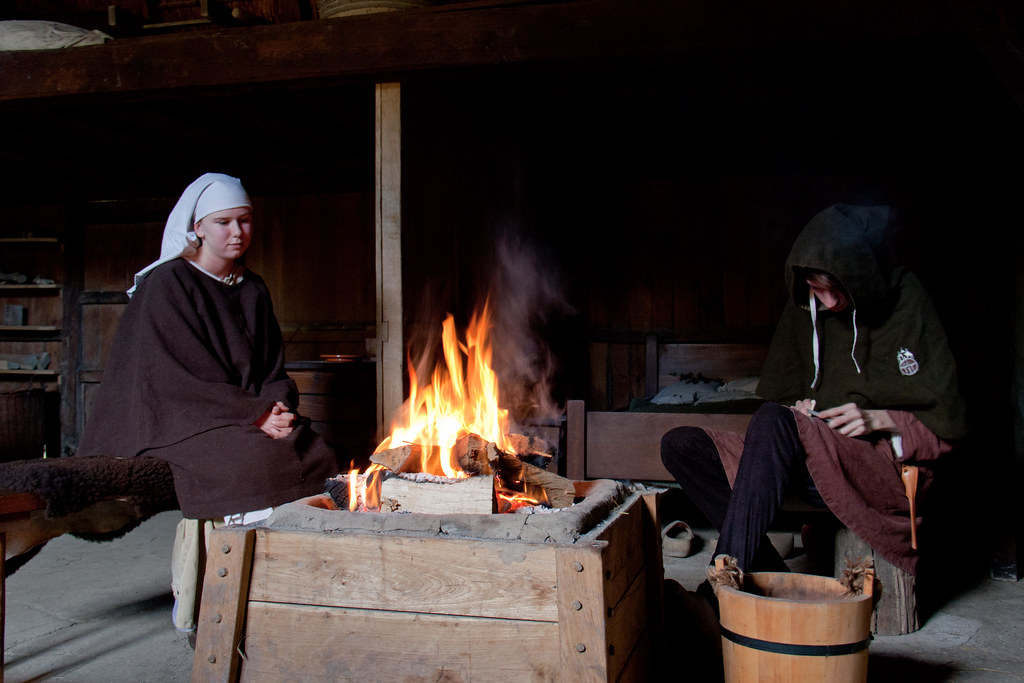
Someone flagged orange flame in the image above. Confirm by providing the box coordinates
[347,467,359,512]
[364,466,383,510]
[347,464,386,512]
[345,300,548,513]
[378,300,516,476]
[496,491,541,513]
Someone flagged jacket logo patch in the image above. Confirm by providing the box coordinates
[898,347,919,376]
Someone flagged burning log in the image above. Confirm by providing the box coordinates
[371,434,496,476]
[348,302,570,516]
[327,469,496,515]
[338,431,574,515]
[491,446,576,509]
[369,442,415,473]
[505,432,554,467]
[455,433,497,475]
[380,473,495,515]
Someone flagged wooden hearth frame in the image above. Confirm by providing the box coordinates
[191,484,664,682]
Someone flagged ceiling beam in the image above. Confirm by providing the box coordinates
[0,0,961,105]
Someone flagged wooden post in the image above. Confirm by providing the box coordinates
[61,209,82,456]
[641,487,666,617]
[556,541,610,681]
[375,82,403,443]
[834,527,918,635]
[640,489,666,681]
[566,400,586,480]
[191,527,256,683]
[644,333,659,398]
[2,530,6,683]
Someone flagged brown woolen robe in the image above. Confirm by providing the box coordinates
[77,259,341,519]
[708,408,952,575]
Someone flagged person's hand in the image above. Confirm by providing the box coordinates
[257,401,296,439]
[793,398,818,417]
[816,402,896,437]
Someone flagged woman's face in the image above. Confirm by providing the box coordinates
[806,276,849,312]
[194,207,252,263]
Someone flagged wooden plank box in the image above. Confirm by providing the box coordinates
[191,481,664,682]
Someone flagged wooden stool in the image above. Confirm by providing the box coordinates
[834,527,918,635]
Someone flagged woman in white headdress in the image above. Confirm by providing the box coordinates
[78,173,341,633]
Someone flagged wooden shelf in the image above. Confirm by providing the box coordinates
[0,284,61,292]
[0,325,60,332]
[0,237,59,244]
[0,369,58,377]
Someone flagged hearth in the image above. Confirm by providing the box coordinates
[191,480,664,682]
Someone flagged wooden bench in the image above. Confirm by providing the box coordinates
[566,341,767,482]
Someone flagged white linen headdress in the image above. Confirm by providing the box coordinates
[128,173,251,297]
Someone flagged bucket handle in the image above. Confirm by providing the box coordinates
[840,556,875,597]
[862,566,875,598]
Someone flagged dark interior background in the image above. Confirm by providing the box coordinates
[1,1,1021,591]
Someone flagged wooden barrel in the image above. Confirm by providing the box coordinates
[718,572,874,682]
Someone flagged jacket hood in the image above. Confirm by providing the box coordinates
[785,204,893,311]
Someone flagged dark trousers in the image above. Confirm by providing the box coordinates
[660,402,826,572]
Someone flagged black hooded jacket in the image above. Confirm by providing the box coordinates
[757,204,968,441]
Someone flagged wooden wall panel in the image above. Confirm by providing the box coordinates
[400,58,1017,415]
[400,75,797,413]
[80,304,125,371]
[83,223,162,292]
[247,192,375,362]
[78,303,126,441]
[641,181,679,330]
[0,205,65,233]
[288,363,377,466]
[587,342,646,412]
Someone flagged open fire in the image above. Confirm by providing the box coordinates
[204,290,656,681]
[330,299,570,514]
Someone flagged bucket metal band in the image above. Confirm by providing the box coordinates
[721,626,871,657]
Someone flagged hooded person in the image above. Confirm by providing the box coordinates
[77,173,342,633]
[660,204,968,582]
[760,204,966,438]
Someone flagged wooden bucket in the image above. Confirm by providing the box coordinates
[718,570,874,682]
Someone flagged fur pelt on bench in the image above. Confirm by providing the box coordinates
[0,455,178,519]
[0,455,179,574]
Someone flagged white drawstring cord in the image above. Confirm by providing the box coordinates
[810,290,820,389]
[809,288,862,390]
[850,308,862,375]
